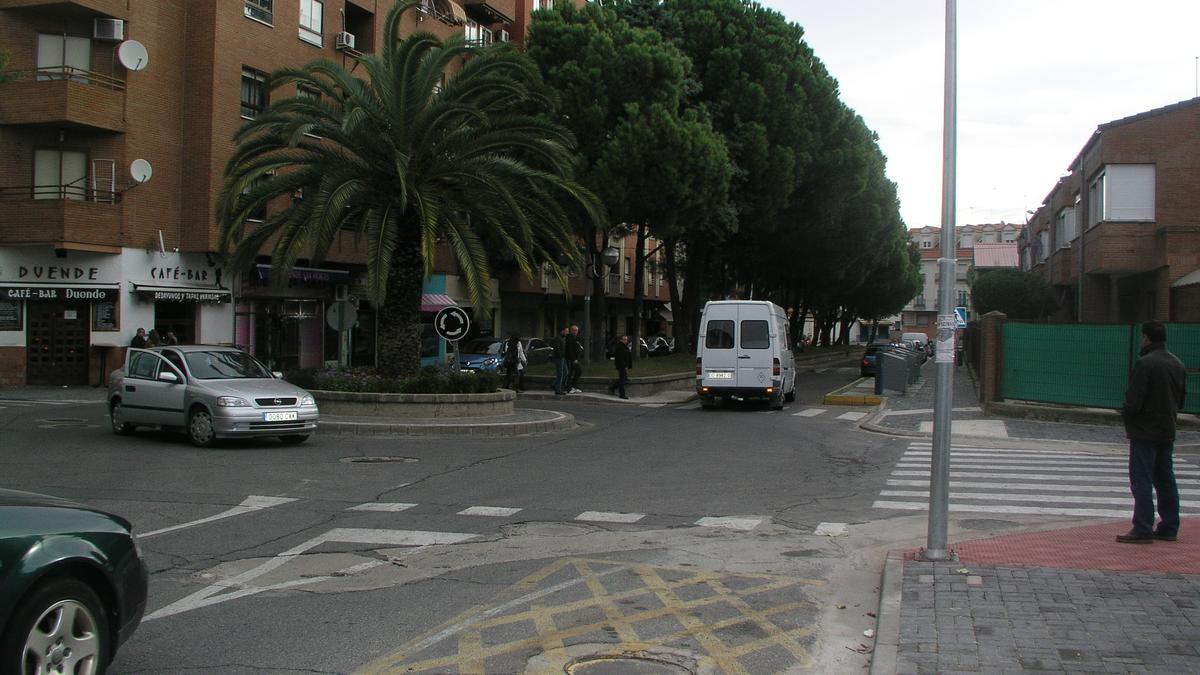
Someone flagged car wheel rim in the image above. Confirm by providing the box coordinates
[22,599,101,675]
[191,411,213,444]
[110,403,123,431]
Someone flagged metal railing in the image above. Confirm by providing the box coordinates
[418,0,459,24]
[0,184,120,203]
[1,66,125,90]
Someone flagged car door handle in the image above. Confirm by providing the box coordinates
[125,385,136,392]
[737,355,751,359]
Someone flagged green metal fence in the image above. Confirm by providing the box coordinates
[1000,322,1200,414]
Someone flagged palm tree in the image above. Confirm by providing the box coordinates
[216,0,603,376]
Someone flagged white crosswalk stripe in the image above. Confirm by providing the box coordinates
[874,442,1200,519]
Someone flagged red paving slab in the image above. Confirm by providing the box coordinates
[905,517,1200,574]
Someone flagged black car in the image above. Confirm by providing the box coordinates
[0,489,148,674]
[860,343,900,377]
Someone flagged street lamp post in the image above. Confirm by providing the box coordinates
[582,243,621,365]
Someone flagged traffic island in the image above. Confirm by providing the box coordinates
[823,377,882,406]
[312,389,515,418]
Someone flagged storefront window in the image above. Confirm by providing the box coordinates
[0,300,22,330]
[154,301,196,343]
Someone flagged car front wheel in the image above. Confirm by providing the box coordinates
[188,407,216,447]
[110,399,135,435]
[0,578,109,675]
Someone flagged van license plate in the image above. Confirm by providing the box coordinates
[264,411,298,421]
[708,372,733,380]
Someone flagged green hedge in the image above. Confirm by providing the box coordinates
[284,366,499,394]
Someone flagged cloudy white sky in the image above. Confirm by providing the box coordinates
[771,1,1200,229]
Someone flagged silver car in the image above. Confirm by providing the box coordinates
[108,346,319,447]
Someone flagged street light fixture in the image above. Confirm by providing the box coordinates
[582,243,622,364]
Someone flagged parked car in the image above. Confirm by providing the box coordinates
[861,343,900,377]
[458,338,507,373]
[521,338,553,366]
[0,488,148,674]
[108,346,319,447]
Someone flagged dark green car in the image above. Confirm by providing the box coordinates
[0,489,148,674]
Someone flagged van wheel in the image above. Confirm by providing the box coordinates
[784,387,796,403]
[700,397,715,410]
[770,393,784,411]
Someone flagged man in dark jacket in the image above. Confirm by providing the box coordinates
[607,335,633,399]
[549,327,569,395]
[1117,321,1187,544]
[566,324,584,393]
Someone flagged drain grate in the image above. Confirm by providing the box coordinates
[339,456,419,464]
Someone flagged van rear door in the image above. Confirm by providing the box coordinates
[735,304,773,389]
[699,303,737,384]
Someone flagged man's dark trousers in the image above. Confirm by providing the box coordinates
[553,357,569,394]
[1128,438,1180,537]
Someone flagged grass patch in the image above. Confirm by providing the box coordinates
[524,351,695,378]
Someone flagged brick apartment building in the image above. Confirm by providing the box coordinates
[899,223,1024,342]
[0,0,659,386]
[1021,96,1200,323]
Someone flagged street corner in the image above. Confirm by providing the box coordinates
[357,556,825,675]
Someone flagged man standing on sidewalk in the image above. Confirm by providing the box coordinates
[1117,321,1187,544]
[550,327,569,395]
[607,334,632,399]
[566,325,583,394]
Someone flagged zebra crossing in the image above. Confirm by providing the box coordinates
[675,401,870,421]
[345,502,771,531]
[873,441,1200,519]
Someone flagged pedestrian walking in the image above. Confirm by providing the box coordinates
[550,327,569,395]
[1117,321,1187,544]
[130,327,148,348]
[566,324,583,393]
[503,333,526,392]
[607,334,632,399]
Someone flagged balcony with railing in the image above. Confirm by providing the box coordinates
[0,0,128,17]
[462,0,515,26]
[0,183,122,248]
[0,67,126,132]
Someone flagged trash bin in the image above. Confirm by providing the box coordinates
[876,351,907,395]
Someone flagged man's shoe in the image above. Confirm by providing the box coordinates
[619,395,629,400]
[1154,532,1178,541]
[1115,533,1154,544]
[570,388,582,394]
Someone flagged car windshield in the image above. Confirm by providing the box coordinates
[184,350,273,379]
[462,340,503,355]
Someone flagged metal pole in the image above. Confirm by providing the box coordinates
[922,0,957,562]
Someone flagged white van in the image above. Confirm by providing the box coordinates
[695,300,796,409]
[901,332,928,349]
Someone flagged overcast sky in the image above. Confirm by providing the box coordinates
[771,1,1200,229]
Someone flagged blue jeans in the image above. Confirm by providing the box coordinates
[1128,438,1180,537]
[553,357,569,393]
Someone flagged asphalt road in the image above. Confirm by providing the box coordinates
[1,365,917,674]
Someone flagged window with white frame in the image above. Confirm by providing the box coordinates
[1055,206,1076,249]
[921,239,933,248]
[37,33,91,81]
[1002,230,1017,242]
[1038,230,1049,262]
[1088,171,1104,228]
[299,0,323,45]
[241,67,268,118]
[1087,163,1154,227]
[34,149,88,200]
[960,233,973,248]
[624,257,631,282]
[981,233,996,243]
[245,0,273,24]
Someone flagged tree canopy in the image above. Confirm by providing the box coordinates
[972,269,1059,320]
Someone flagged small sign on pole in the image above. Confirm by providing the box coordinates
[434,306,470,372]
[954,306,968,328]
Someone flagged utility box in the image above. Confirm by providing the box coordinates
[875,351,908,395]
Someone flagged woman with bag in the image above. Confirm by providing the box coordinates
[503,333,526,393]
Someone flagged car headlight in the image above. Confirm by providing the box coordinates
[216,396,250,407]
[484,357,498,366]
[301,395,316,406]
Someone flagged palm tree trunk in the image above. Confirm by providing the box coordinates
[377,235,424,377]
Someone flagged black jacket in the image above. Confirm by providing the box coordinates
[613,342,633,371]
[565,334,582,362]
[549,335,564,360]
[1121,342,1187,442]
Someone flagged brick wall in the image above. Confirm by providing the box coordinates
[0,347,24,387]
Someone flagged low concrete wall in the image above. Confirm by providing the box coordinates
[523,373,693,397]
[313,389,515,418]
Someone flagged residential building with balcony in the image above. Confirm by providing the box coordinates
[901,223,1024,341]
[0,0,647,386]
[1021,96,1200,322]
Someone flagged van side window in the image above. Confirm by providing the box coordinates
[740,320,769,349]
[704,320,735,349]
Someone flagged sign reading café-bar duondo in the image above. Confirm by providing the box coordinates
[1,285,119,301]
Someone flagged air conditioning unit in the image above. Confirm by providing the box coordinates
[335,31,356,51]
[94,18,125,41]
[498,30,511,43]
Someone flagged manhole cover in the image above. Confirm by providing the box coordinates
[567,656,692,675]
[339,456,418,464]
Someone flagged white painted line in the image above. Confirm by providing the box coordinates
[906,444,1114,454]
[890,470,1200,484]
[903,450,1126,461]
[896,463,1132,474]
[145,527,476,620]
[793,408,826,417]
[881,407,981,417]
[141,495,298,539]
[837,412,868,421]
[349,502,418,512]
[879,490,1200,509]
[886,479,1200,496]
[695,516,764,531]
[901,453,1125,464]
[640,403,667,408]
[919,420,1008,436]
[676,402,702,410]
[575,511,645,523]
[458,506,522,517]
[872,500,1131,519]
[814,522,848,536]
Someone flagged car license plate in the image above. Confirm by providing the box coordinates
[708,371,733,380]
[263,411,298,422]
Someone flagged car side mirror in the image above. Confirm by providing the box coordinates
[272,371,283,379]
[158,370,180,384]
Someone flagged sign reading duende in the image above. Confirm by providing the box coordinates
[2,285,118,301]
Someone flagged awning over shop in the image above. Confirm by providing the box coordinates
[132,283,231,303]
[254,264,351,284]
[1172,269,1200,288]
[1,282,119,302]
[421,293,459,312]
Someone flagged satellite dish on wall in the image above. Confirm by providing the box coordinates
[130,159,153,184]
[117,40,149,72]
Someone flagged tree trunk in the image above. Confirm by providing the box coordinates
[664,237,685,353]
[377,232,424,377]
[631,223,647,363]
[681,239,703,353]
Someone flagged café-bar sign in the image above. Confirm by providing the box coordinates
[3,285,118,301]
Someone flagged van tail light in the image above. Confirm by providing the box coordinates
[772,357,780,377]
[695,358,702,376]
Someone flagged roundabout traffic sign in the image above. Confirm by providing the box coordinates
[434,306,470,342]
